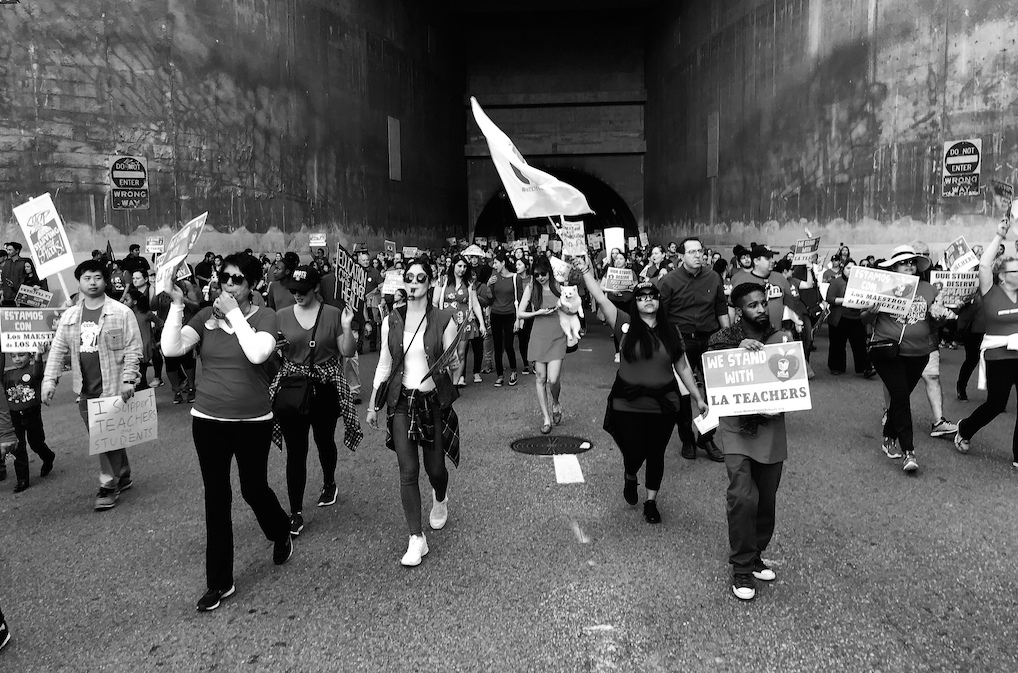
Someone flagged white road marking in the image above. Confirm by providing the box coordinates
[570,520,591,544]
[553,453,584,483]
[583,625,615,632]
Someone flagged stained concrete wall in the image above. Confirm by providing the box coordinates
[0,0,465,254]
[645,0,1018,249]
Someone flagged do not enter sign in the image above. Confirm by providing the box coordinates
[110,156,150,210]
[942,139,981,198]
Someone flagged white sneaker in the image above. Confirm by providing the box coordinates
[613,352,620,363]
[150,378,164,388]
[400,534,428,567]
[430,490,448,530]
[473,373,482,383]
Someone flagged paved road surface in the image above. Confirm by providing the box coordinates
[0,323,1015,672]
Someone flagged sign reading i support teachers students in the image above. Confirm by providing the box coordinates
[701,342,812,417]
[842,267,919,317]
[87,388,158,455]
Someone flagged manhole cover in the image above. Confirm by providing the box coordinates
[511,436,593,456]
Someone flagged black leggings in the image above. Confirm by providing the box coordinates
[392,394,449,535]
[959,358,1018,461]
[490,312,518,376]
[873,354,929,453]
[518,318,534,364]
[612,410,676,491]
[470,336,484,374]
[280,383,340,513]
[957,332,983,392]
[165,351,197,392]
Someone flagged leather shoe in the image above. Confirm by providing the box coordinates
[699,437,725,462]
[680,443,696,460]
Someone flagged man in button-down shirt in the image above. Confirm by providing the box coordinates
[659,237,729,461]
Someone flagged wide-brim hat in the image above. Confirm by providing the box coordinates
[285,265,321,293]
[462,244,484,257]
[878,245,931,273]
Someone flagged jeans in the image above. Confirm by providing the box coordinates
[828,317,869,374]
[11,407,55,482]
[490,312,518,376]
[193,417,289,591]
[725,454,783,574]
[612,410,675,491]
[344,352,361,397]
[78,398,130,490]
[873,354,930,453]
[280,384,340,513]
[958,358,1018,461]
[675,331,715,447]
[391,394,449,536]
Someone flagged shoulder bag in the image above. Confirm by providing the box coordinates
[273,303,324,419]
[373,310,426,411]
[866,320,906,363]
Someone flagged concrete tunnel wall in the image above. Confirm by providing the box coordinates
[0,0,465,256]
[645,0,1018,252]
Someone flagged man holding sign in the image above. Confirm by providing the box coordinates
[42,260,143,511]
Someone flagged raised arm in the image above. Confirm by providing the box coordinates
[574,257,618,329]
[980,218,1010,295]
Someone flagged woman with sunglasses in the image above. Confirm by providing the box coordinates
[366,259,460,566]
[517,256,567,434]
[861,245,948,473]
[433,255,486,387]
[161,253,293,612]
[488,250,522,387]
[575,258,706,523]
[271,265,360,537]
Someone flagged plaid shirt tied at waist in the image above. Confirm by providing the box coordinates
[268,356,363,452]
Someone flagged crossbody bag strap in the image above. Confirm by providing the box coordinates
[306,302,325,366]
[391,310,427,374]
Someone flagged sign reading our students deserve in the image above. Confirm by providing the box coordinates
[87,388,158,455]
[701,342,812,417]
[930,271,978,306]
[0,308,64,351]
[842,267,919,317]
[601,268,636,292]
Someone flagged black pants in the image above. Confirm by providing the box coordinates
[957,332,983,392]
[518,318,534,364]
[725,454,783,574]
[165,351,197,392]
[470,337,484,374]
[612,410,675,491]
[490,312,518,376]
[11,407,54,482]
[828,317,869,374]
[280,384,340,513]
[151,347,163,379]
[392,394,448,536]
[873,354,929,453]
[193,418,289,591]
[959,358,1018,461]
[675,331,715,447]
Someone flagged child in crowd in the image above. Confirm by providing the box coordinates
[124,288,163,390]
[3,344,56,492]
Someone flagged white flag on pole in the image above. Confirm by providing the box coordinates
[470,97,593,219]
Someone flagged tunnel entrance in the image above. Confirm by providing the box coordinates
[473,168,638,243]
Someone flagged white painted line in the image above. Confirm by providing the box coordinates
[570,520,591,544]
[553,454,584,483]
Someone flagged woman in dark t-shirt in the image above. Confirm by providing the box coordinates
[161,253,292,613]
[576,258,706,525]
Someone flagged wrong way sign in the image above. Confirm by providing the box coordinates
[942,139,981,198]
[110,156,150,210]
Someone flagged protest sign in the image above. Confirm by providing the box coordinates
[702,342,812,417]
[87,389,158,455]
[310,233,327,248]
[549,240,562,253]
[14,285,53,308]
[384,240,397,255]
[586,232,603,250]
[843,267,919,317]
[334,242,367,313]
[539,233,549,251]
[145,236,164,254]
[155,212,208,293]
[549,255,571,284]
[402,246,418,258]
[555,219,586,257]
[601,268,636,293]
[992,178,1014,214]
[0,308,64,351]
[639,232,649,247]
[792,237,821,265]
[627,236,638,250]
[12,193,75,279]
[446,237,458,246]
[381,269,404,296]
[931,271,978,306]
[474,236,487,247]
[175,261,193,281]
[604,228,625,255]
[944,236,978,272]
[512,239,527,251]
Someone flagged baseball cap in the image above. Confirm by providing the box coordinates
[285,265,321,293]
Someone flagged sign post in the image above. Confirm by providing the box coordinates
[110,156,150,210]
[942,139,981,198]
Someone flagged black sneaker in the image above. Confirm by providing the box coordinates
[732,573,756,600]
[752,560,776,581]
[623,477,638,505]
[196,585,236,612]
[289,512,304,537]
[643,500,661,524]
[173,391,184,404]
[273,536,293,565]
[680,444,696,460]
[94,487,118,510]
[118,477,133,493]
[508,372,519,386]
[317,483,338,507]
[186,389,196,404]
[353,397,363,405]
[699,437,725,462]
[40,456,54,477]
[0,618,9,651]
[13,480,29,493]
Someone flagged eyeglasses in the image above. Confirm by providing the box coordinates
[635,293,659,301]
[404,272,428,284]
[217,272,246,286]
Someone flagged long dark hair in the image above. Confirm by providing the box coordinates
[530,256,560,309]
[621,295,682,363]
[445,254,472,287]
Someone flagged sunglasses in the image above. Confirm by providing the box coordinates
[288,288,311,295]
[635,293,660,301]
[535,271,549,277]
[217,272,246,286]
[404,272,428,283]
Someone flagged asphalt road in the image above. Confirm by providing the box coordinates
[0,323,1015,673]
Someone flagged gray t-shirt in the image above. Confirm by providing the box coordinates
[79,306,103,399]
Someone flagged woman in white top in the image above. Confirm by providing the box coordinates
[367,259,460,566]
